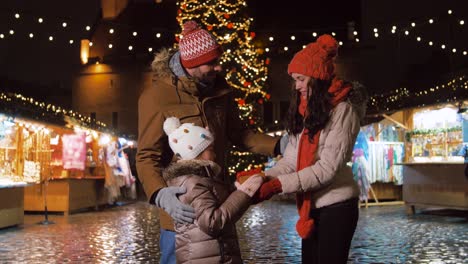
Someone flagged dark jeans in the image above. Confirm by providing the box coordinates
[302,198,359,264]
[160,229,176,264]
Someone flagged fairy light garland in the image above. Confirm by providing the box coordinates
[2,8,465,59]
[368,75,468,113]
[0,92,108,130]
[366,9,467,57]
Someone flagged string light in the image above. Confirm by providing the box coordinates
[2,8,464,59]
[369,75,467,113]
[15,13,20,19]
[0,92,109,130]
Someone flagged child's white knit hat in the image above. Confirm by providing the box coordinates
[163,117,214,160]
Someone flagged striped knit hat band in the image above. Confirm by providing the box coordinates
[179,21,223,68]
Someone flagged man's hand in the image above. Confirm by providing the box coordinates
[154,186,196,224]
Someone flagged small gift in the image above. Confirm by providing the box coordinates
[236,167,265,184]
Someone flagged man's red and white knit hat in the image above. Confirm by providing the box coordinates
[179,20,223,68]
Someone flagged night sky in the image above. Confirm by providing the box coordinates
[0,0,466,106]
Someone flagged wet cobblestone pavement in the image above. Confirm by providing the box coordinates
[0,201,467,263]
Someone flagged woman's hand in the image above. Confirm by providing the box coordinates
[252,178,283,204]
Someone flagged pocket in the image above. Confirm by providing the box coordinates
[166,105,203,125]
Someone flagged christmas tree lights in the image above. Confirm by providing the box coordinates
[176,0,270,127]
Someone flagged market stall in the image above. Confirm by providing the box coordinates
[0,93,136,220]
[352,115,406,207]
[399,104,467,214]
[23,126,136,215]
[0,114,37,228]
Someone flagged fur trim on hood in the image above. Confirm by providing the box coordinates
[347,81,368,125]
[151,48,176,78]
[162,159,222,182]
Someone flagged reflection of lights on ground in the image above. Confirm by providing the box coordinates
[91,211,140,263]
[242,205,267,227]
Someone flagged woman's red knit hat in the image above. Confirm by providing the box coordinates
[179,20,223,68]
[287,34,339,80]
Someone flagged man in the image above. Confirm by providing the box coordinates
[136,20,283,264]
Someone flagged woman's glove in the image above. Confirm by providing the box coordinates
[154,186,196,224]
[253,178,283,203]
[234,174,264,197]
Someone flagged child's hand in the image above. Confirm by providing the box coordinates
[235,175,265,197]
[236,168,264,184]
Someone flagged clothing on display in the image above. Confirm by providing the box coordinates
[368,142,404,185]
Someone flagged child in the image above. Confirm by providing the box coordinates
[162,117,263,264]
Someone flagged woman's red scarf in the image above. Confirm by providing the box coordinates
[295,78,351,239]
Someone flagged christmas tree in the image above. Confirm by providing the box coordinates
[176,0,271,175]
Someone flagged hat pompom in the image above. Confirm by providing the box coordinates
[182,20,199,35]
[163,117,181,135]
[317,34,338,58]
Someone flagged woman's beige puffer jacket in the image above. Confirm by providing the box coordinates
[163,159,251,264]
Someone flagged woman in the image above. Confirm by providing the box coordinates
[256,34,368,263]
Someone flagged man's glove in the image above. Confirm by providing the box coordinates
[253,178,283,203]
[154,186,196,224]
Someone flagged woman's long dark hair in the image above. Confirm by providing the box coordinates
[285,78,333,142]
